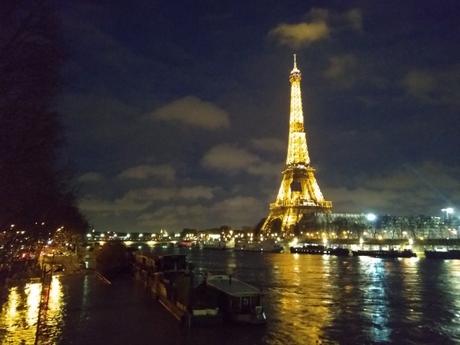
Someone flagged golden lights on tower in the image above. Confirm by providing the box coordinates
[262,54,332,234]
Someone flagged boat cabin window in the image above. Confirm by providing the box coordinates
[231,297,240,312]
[241,297,250,313]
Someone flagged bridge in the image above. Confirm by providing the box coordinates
[85,231,177,245]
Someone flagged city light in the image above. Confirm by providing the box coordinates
[366,213,377,222]
[441,207,454,215]
[289,237,299,247]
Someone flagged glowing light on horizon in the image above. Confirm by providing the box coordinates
[366,213,377,222]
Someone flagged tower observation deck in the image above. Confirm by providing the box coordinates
[262,55,332,235]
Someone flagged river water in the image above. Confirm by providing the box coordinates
[1,249,460,344]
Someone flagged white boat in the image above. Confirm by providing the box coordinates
[201,239,234,250]
[234,239,283,253]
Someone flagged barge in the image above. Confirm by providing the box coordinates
[352,249,416,258]
[235,239,283,253]
[133,253,266,326]
[290,244,350,256]
[290,244,325,255]
[425,250,460,259]
[206,275,267,324]
[134,253,221,326]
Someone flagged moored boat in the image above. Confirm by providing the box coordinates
[327,247,350,256]
[205,274,267,325]
[290,244,325,254]
[235,239,283,253]
[425,250,460,259]
[352,249,416,258]
[290,244,350,256]
[133,253,222,326]
[200,239,234,250]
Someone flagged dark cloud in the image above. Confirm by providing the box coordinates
[123,186,215,202]
[118,164,175,181]
[345,8,363,32]
[78,172,105,183]
[251,137,285,153]
[402,65,460,107]
[201,144,260,173]
[325,162,460,215]
[138,205,210,230]
[137,196,264,230]
[201,144,282,178]
[151,96,230,130]
[268,7,363,48]
[80,195,151,214]
[324,54,358,88]
[269,21,330,48]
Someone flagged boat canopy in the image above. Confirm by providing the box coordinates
[206,275,262,298]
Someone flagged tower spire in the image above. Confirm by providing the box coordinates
[291,53,299,73]
[287,53,307,164]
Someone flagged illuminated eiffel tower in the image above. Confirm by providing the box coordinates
[262,55,332,235]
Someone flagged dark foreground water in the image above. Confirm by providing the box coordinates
[1,250,460,344]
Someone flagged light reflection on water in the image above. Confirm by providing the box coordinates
[0,276,64,345]
[41,275,65,343]
[0,252,459,344]
[26,283,41,331]
[1,282,41,344]
[359,257,391,342]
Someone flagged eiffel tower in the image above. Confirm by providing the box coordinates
[262,55,332,235]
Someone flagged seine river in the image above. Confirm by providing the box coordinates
[1,249,460,344]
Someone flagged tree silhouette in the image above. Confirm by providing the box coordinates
[0,0,87,236]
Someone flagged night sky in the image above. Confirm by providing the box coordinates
[57,1,460,232]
